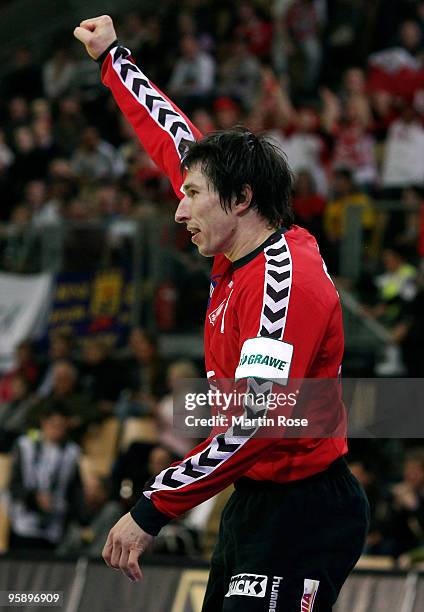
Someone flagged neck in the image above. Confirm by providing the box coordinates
[224,222,277,262]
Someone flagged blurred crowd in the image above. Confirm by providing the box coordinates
[0,328,219,557]
[0,0,424,563]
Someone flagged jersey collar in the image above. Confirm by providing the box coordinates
[232,227,288,271]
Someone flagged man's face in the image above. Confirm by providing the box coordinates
[41,414,69,444]
[176,165,238,257]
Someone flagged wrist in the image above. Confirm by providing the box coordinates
[96,39,120,65]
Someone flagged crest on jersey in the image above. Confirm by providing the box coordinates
[208,298,227,326]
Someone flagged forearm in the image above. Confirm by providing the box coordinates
[99,43,202,197]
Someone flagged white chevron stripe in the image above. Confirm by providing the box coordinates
[264,298,287,313]
[266,274,290,292]
[266,251,289,262]
[266,262,291,274]
[144,433,250,498]
[261,320,285,334]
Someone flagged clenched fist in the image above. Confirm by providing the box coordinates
[73,14,117,60]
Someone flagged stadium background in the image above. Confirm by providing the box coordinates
[0,0,424,609]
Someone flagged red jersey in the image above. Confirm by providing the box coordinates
[100,44,347,535]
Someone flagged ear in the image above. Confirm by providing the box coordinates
[234,184,253,215]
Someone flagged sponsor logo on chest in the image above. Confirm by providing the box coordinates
[238,352,288,371]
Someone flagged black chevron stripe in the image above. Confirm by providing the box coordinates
[121,62,140,80]
[267,257,290,268]
[216,434,241,454]
[198,448,221,467]
[161,467,185,488]
[142,475,156,492]
[232,422,257,437]
[178,137,194,158]
[158,107,179,127]
[248,378,273,394]
[263,304,286,324]
[170,120,191,137]
[182,458,204,479]
[132,77,150,96]
[145,93,163,112]
[113,47,128,62]
[268,269,290,283]
[245,405,267,420]
[259,327,282,339]
[267,285,289,302]
[266,245,287,257]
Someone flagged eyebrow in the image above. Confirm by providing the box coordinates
[182,182,200,194]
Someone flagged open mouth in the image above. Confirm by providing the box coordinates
[188,227,201,240]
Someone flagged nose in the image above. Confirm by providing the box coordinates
[175,196,191,224]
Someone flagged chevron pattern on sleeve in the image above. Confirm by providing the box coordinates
[111,46,196,160]
[259,234,292,340]
[142,378,273,498]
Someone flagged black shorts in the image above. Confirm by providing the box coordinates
[202,458,370,611]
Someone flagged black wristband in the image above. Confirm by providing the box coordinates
[96,39,120,65]
[130,495,171,536]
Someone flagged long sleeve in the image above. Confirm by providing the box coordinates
[100,44,202,198]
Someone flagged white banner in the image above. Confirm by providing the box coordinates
[0,272,53,372]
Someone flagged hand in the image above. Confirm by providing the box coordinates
[102,512,154,582]
[36,491,53,513]
[73,15,117,60]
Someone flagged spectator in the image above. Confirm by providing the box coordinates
[54,97,87,156]
[0,374,33,452]
[382,105,424,195]
[218,38,262,110]
[292,169,325,240]
[269,106,328,195]
[23,179,61,228]
[323,167,375,272]
[79,337,125,404]
[322,0,367,86]
[56,474,122,559]
[8,404,84,550]
[155,359,200,458]
[284,0,323,93]
[330,94,378,190]
[349,460,393,555]
[234,2,273,60]
[32,360,98,441]
[401,273,424,377]
[43,47,77,99]
[364,247,417,376]
[71,127,125,181]
[116,329,168,419]
[168,35,215,109]
[387,448,424,558]
[213,97,241,130]
[2,46,43,101]
[0,339,40,402]
[38,331,75,398]
[10,127,46,185]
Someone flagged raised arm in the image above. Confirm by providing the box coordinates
[74,15,202,198]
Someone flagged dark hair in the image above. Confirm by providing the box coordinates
[181,127,294,228]
[39,400,71,421]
